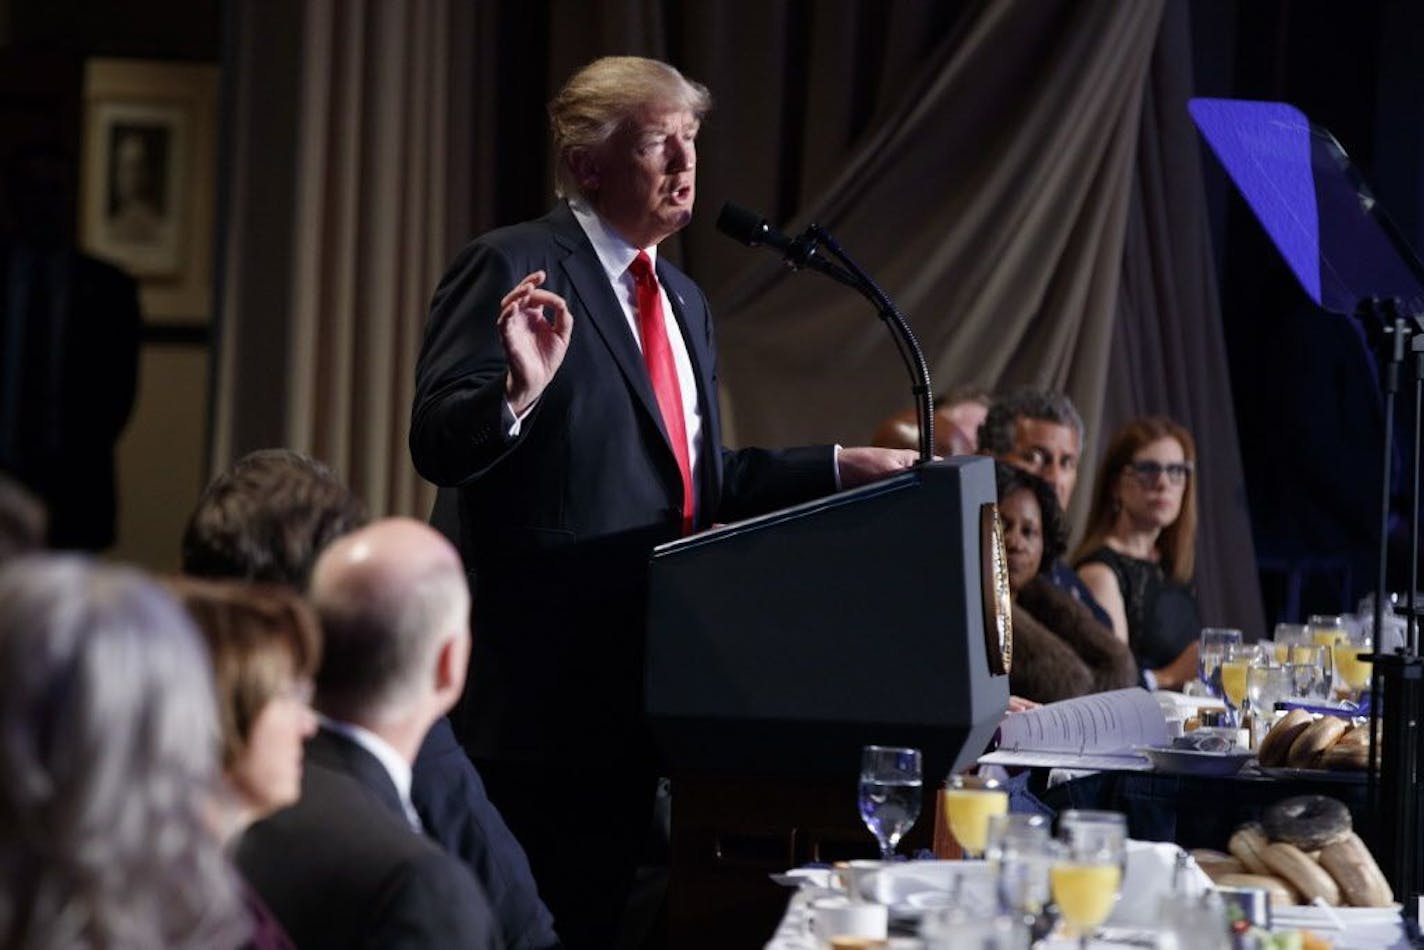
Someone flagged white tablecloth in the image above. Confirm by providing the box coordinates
[765,845,1414,949]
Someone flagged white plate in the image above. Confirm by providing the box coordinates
[1135,745,1255,776]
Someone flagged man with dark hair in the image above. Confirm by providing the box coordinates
[236,518,500,949]
[184,450,558,950]
[978,388,1085,512]
[978,388,1110,627]
[181,449,368,590]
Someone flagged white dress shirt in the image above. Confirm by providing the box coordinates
[320,716,423,833]
[505,201,705,482]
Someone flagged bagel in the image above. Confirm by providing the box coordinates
[1319,832,1394,907]
[1263,795,1352,851]
[1258,709,1313,767]
[1334,723,1371,748]
[1228,823,1272,875]
[1260,842,1341,906]
[1287,716,1349,768]
[1214,872,1302,907]
[1191,849,1246,881]
[1319,742,1369,771]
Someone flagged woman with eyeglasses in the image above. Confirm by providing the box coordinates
[165,576,322,949]
[1071,416,1202,690]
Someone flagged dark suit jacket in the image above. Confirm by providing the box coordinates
[414,717,559,949]
[0,242,140,550]
[410,203,835,766]
[235,728,502,950]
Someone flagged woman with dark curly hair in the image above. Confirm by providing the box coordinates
[996,462,1138,702]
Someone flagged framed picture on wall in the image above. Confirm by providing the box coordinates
[80,59,218,322]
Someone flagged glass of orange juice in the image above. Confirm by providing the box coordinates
[1308,614,1350,651]
[1219,642,1262,728]
[1049,827,1124,947]
[1332,634,1374,704]
[1274,622,1309,657]
[942,773,1008,859]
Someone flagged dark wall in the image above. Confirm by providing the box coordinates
[0,0,221,239]
[1192,0,1418,620]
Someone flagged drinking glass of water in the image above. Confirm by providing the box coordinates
[858,745,922,860]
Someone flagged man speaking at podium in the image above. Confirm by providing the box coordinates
[411,56,916,947]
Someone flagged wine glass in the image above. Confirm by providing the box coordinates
[1287,643,1331,699]
[1246,663,1293,747]
[1198,628,1243,698]
[1050,834,1125,949]
[1332,632,1374,704]
[1273,622,1310,661]
[858,745,922,861]
[1308,614,1350,653]
[942,773,1008,859]
[1058,810,1127,871]
[1219,642,1262,729]
[986,813,1051,931]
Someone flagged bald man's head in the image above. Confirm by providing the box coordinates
[308,518,470,723]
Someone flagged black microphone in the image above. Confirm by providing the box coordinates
[716,202,795,252]
[715,201,861,289]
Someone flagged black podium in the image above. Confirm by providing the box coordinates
[644,456,1010,946]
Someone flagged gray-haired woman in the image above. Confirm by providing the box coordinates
[0,556,247,949]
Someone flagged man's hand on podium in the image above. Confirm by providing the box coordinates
[837,446,921,489]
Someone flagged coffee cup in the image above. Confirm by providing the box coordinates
[831,859,886,902]
[807,895,888,945]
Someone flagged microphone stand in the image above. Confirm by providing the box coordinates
[783,225,936,464]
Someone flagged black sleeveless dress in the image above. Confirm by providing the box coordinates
[1076,546,1200,671]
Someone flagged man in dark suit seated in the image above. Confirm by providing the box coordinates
[235,516,502,948]
[186,449,558,948]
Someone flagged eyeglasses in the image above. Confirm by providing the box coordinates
[1124,460,1193,486]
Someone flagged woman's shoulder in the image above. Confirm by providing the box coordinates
[1078,545,1161,577]
[1075,545,1135,575]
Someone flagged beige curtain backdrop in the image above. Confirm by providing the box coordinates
[698,0,1162,500]
[1103,0,1263,631]
[214,0,480,518]
[214,0,1263,625]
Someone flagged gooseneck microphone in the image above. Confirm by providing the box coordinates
[715,202,795,252]
[715,201,936,462]
[715,202,861,290]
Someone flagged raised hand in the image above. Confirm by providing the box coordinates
[499,271,573,414]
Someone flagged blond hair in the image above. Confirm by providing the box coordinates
[548,56,711,199]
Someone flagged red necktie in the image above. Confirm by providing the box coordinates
[629,251,694,534]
